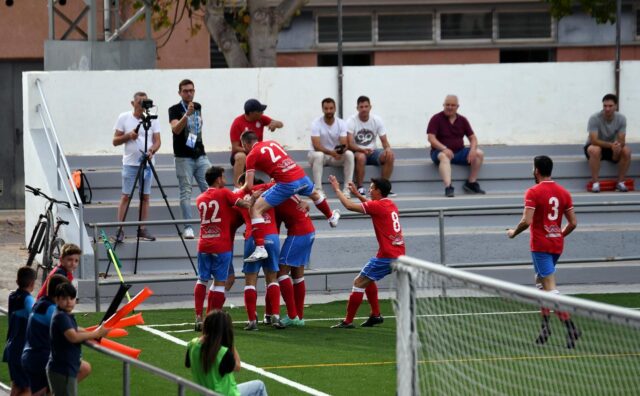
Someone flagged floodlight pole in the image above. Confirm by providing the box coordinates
[337,0,344,118]
[614,0,621,106]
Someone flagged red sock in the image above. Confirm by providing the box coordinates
[194,282,206,317]
[293,278,306,319]
[251,219,265,246]
[345,289,365,324]
[541,307,551,317]
[244,287,257,321]
[278,275,297,319]
[365,282,380,316]
[555,310,570,321]
[267,283,281,317]
[207,289,225,312]
[314,197,333,219]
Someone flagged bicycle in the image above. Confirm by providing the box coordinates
[25,185,71,283]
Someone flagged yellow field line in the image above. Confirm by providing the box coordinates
[261,352,640,370]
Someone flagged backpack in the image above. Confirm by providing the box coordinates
[71,169,92,204]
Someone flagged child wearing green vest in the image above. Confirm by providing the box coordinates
[186,310,267,396]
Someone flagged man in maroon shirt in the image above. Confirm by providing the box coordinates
[229,99,284,187]
[427,95,485,197]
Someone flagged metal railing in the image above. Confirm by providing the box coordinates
[34,78,86,277]
[0,307,218,396]
[88,200,640,311]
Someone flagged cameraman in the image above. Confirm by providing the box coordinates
[112,91,161,242]
[308,97,354,197]
[168,79,211,239]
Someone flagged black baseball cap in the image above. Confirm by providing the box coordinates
[244,99,267,114]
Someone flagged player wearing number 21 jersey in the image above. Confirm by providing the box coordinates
[507,156,579,348]
[328,176,405,329]
[193,166,250,332]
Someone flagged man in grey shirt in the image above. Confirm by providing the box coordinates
[584,93,631,192]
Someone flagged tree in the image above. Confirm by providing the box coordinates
[545,0,617,24]
[144,0,308,67]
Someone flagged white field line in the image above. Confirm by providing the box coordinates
[138,325,330,396]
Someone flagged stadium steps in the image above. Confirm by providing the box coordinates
[69,144,640,299]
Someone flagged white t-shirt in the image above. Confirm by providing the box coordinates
[114,111,161,166]
[346,113,386,150]
[310,116,348,152]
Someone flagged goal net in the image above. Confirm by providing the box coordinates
[393,256,640,396]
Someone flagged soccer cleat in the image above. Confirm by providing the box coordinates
[445,185,455,198]
[293,318,305,327]
[331,320,355,329]
[591,182,600,193]
[535,316,552,345]
[270,316,287,329]
[360,315,384,327]
[183,227,195,239]
[137,228,156,241]
[463,181,486,194]
[328,209,341,228]
[244,320,258,331]
[616,182,628,192]
[565,320,582,349]
[281,316,305,327]
[194,316,203,332]
[262,314,272,325]
[244,246,268,262]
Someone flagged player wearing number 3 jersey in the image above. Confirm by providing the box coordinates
[239,132,340,263]
[328,176,405,328]
[507,156,580,348]
[193,166,250,331]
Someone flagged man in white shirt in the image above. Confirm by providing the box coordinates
[346,96,395,196]
[112,91,162,242]
[308,98,354,197]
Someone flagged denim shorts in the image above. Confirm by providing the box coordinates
[430,147,471,166]
[366,149,384,165]
[122,165,152,195]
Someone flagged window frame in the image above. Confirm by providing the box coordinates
[315,13,374,47]
[375,11,435,46]
[437,10,494,43]
[495,9,556,43]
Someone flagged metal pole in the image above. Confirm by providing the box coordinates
[104,0,112,40]
[88,0,97,42]
[438,210,445,265]
[93,225,101,312]
[48,0,55,39]
[614,0,622,103]
[178,384,186,396]
[123,361,130,396]
[337,0,344,118]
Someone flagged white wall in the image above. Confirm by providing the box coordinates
[24,61,639,155]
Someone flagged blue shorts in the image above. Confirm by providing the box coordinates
[279,232,315,267]
[197,251,232,282]
[7,354,29,388]
[430,147,471,166]
[22,352,48,392]
[360,257,393,281]
[243,235,280,274]
[531,252,560,278]
[24,365,47,393]
[122,165,152,195]
[262,176,314,207]
[366,149,383,165]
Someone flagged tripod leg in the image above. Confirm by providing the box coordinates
[134,158,148,275]
[147,161,197,276]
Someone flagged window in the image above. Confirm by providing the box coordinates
[498,12,551,39]
[318,15,372,43]
[378,14,433,42]
[500,48,556,63]
[440,12,492,40]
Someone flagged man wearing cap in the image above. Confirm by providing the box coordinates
[427,94,485,198]
[230,99,284,187]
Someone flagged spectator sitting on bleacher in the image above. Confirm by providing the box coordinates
[584,93,631,193]
[427,95,485,198]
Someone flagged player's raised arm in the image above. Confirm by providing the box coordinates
[329,175,364,213]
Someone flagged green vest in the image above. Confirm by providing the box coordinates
[187,338,239,396]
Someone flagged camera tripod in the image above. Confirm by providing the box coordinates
[109,108,196,276]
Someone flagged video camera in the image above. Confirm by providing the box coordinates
[141,99,154,110]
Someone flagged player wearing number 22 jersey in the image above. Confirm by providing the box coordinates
[328,176,404,329]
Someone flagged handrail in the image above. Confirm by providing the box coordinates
[35,78,85,277]
[0,307,218,396]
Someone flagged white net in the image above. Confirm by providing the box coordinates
[393,256,640,396]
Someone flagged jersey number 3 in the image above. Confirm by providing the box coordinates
[199,201,221,224]
[547,197,559,221]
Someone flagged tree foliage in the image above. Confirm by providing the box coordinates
[545,0,618,24]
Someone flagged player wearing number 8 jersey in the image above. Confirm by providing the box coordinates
[193,166,250,331]
[328,175,405,328]
[507,155,580,348]
[240,132,340,263]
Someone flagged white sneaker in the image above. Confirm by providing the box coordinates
[328,209,341,228]
[357,187,366,195]
[244,245,268,262]
[183,227,195,239]
[616,182,628,192]
[591,182,600,193]
[342,188,351,199]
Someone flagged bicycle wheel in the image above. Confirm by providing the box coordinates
[26,220,47,266]
[39,211,54,281]
[43,237,66,283]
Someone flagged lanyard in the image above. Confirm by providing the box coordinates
[181,101,200,135]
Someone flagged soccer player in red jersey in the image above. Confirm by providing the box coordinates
[194,166,250,331]
[239,132,339,263]
[507,155,581,348]
[271,195,315,326]
[328,175,405,328]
